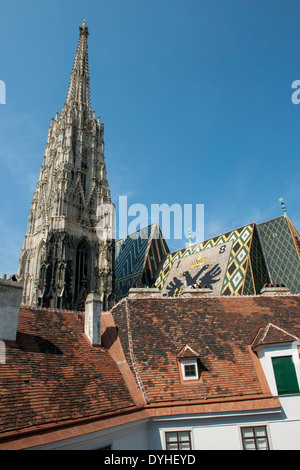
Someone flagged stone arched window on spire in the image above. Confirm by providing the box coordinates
[107,293,115,310]
[75,239,90,309]
[38,264,47,299]
[36,241,46,281]
[81,150,88,195]
[102,293,108,312]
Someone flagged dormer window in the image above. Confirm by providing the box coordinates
[181,359,198,380]
[177,345,202,382]
[252,323,300,397]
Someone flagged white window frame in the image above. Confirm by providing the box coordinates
[180,358,199,380]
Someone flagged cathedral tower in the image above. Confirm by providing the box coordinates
[17,21,115,311]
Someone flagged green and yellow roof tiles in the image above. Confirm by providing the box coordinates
[155,223,255,296]
[115,223,169,301]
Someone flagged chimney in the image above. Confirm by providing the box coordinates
[181,284,213,297]
[84,293,102,346]
[128,287,161,298]
[0,278,23,341]
[260,283,291,296]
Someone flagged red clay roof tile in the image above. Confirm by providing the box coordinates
[252,322,300,349]
[111,295,300,404]
[1,294,299,446]
[0,307,136,436]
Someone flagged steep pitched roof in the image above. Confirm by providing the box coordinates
[155,215,300,297]
[257,216,300,294]
[111,294,300,405]
[155,222,260,296]
[115,224,169,301]
[0,306,136,439]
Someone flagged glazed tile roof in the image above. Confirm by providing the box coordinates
[155,222,259,296]
[0,307,136,436]
[257,216,300,294]
[155,215,300,297]
[115,225,154,281]
[111,294,300,405]
[115,224,169,301]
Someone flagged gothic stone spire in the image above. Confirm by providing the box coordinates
[63,20,91,119]
[17,22,115,312]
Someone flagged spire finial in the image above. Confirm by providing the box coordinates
[186,228,194,247]
[279,197,287,217]
[79,19,89,36]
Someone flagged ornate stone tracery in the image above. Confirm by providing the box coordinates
[17,21,115,311]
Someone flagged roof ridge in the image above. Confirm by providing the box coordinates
[262,322,300,343]
[20,305,84,314]
[177,344,200,358]
[168,222,255,255]
[125,294,300,301]
[116,223,157,243]
[125,299,149,404]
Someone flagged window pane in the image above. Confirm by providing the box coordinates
[254,427,266,437]
[243,439,256,450]
[167,443,179,450]
[242,427,254,438]
[184,365,196,377]
[256,438,268,450]
[179,431,190,441]
[166,432,178,442]
[179,442,191,450]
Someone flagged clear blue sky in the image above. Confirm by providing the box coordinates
[1,0,300,276]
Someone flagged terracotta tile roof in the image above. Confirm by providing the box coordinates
[252,323,300,349]
[111,295,300,405]
[2,294,299,446]
[177,345,200,359]
[0,307,136,437]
